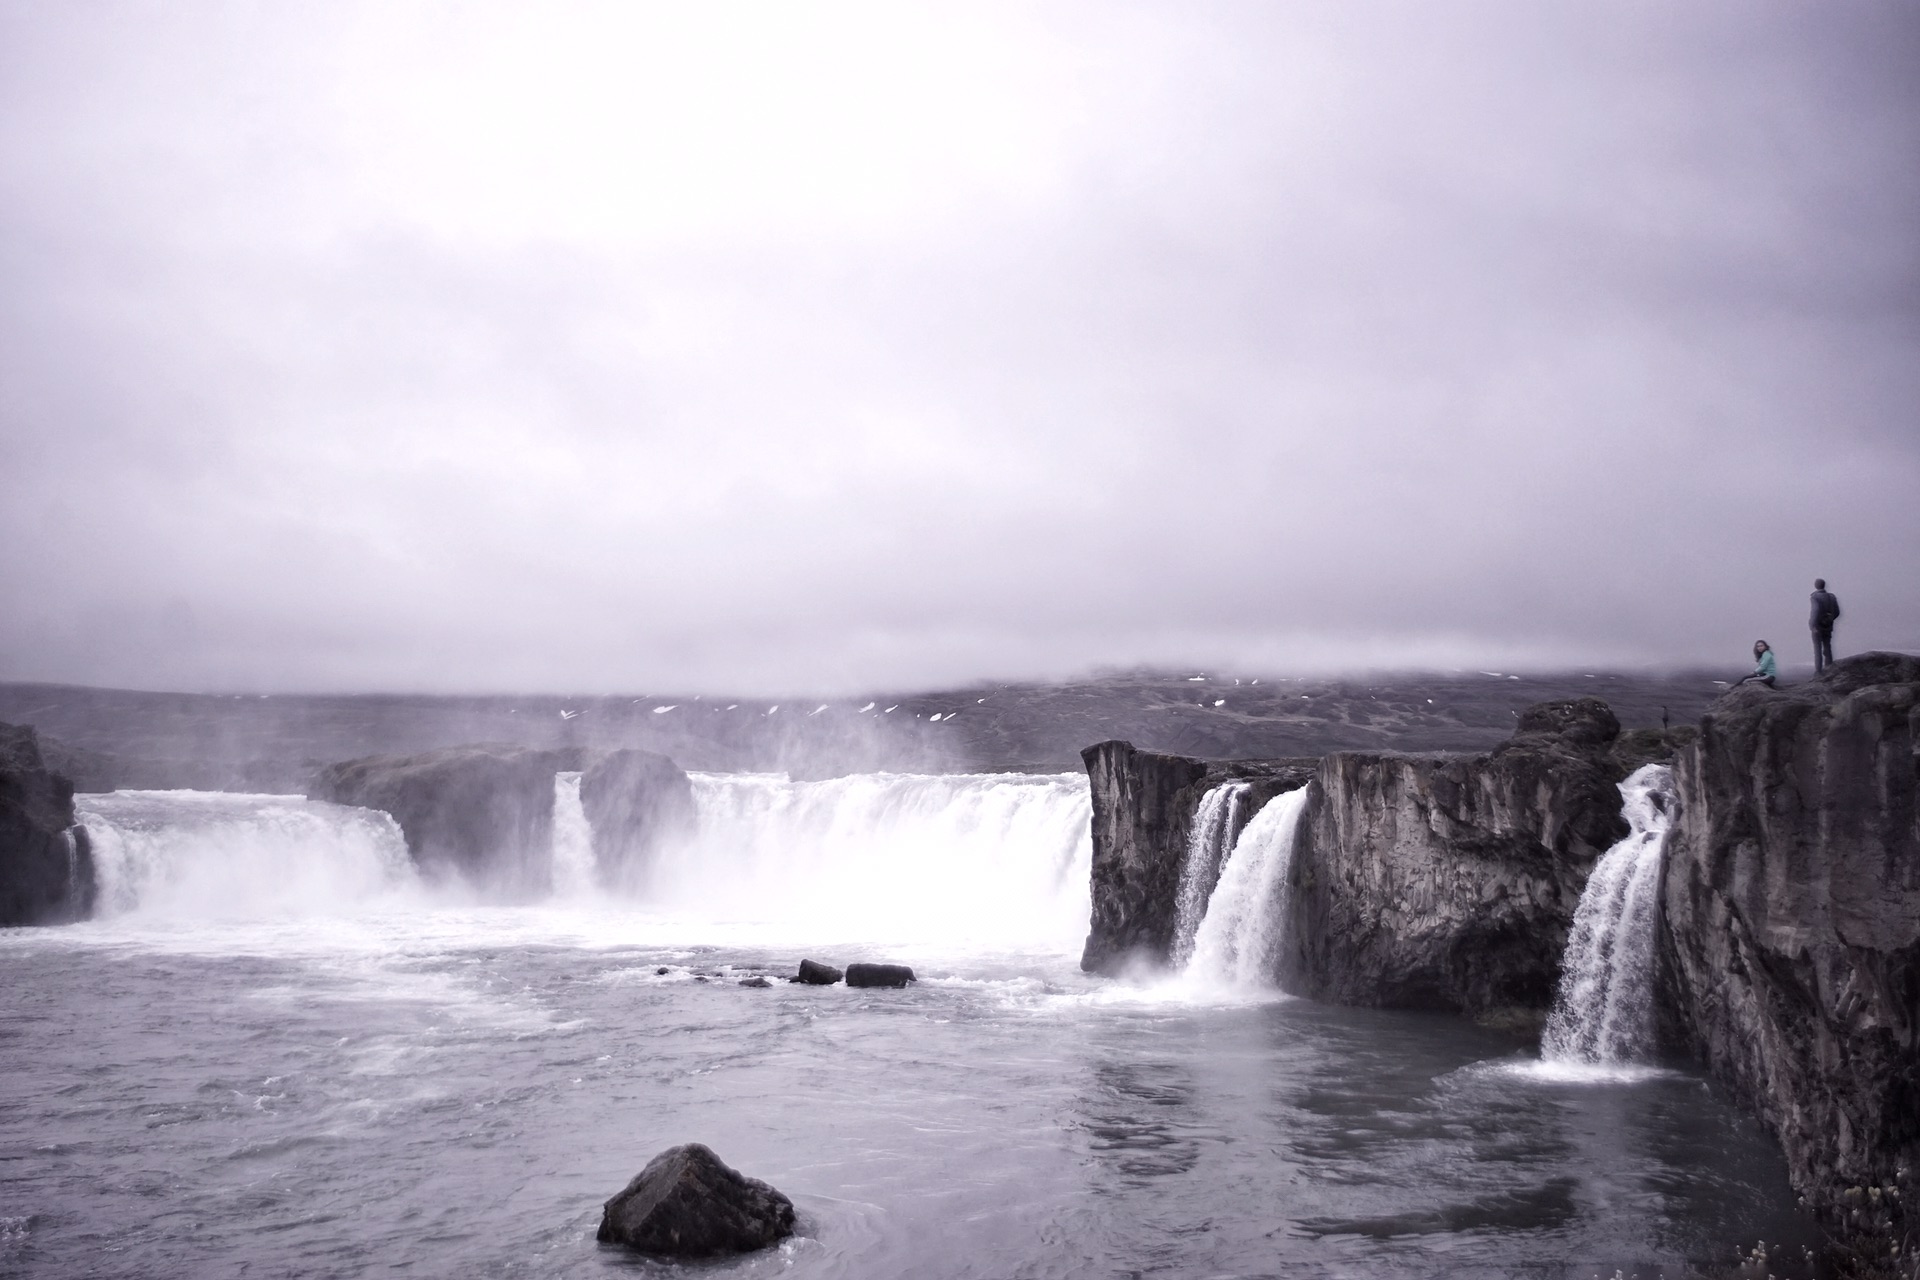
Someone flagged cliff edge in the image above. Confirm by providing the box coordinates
[1661,652,1919,1229]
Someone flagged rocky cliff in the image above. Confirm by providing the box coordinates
[313,744,695,898]
[1081,700,1658,1026]
[580,748,697,892]
[313,745,589,897]
[1283,698,1635,1024]
[1660,652,1920,1229]
[0,722,96,926]
[1078,739,1314,974]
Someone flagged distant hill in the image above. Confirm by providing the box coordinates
[0,668,1731,793]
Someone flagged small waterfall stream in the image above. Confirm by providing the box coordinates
[1171,782,1250,965]
[1183,787,1311,989]
[550,772,596,898]
[1541,763,1677,1064]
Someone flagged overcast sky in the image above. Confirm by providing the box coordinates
[2,2,1915,695]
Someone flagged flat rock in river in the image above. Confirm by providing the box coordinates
[844,962,914,988]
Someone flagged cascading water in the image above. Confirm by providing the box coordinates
[647,771,1093,950]
[1170,782,1250,965]
[1184,787,1310,989]
[1541,763,1677,1064]
[77,790,416,918]
[549,772,596,898]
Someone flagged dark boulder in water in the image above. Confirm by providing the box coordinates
[1660,652,1920,1236]
[313,744,586,898]
[579,749,695,892]
[844,962,914,988]
[1,722,95,926]
[597,1143,795,1257]
[794,959,842,985]
[738,976,771,988]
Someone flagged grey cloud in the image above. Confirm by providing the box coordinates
[2,1,1916,695]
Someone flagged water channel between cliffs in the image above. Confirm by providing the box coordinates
[1,771,1813,1278]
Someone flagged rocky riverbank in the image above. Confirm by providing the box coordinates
[0,722,95,926]
[1080,653,1919,1239]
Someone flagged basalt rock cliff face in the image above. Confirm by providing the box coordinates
[1082,700,1651,1025]
[1660,652,1920,1228]
[1283,698,1633,1024]
[579,748,697,892]
[0,722,96,926]
[1078,739,1315,974]
[313,744,696,898]
[313,745,588,897]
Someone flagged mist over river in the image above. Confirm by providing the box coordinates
[1,773,1812,1278]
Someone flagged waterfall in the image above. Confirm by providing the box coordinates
[1541,763,1676,1064]
[1184,787,1310,989]
[1171,782,1250,965]
[77,790,416,918]
[550,772,596,898]
[647,771,1093,950]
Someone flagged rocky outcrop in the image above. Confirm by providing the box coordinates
[579,749,696,893]
[597,1143,795,1257]
[312,745,588,898]
[844,962,914,988]
[1080,741,1315,974]
[1659,652,1920,1230]
[1283,698,1633,1023]
[794,959,842,985]
[1,722,95,926]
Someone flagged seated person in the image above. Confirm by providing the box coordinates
[1734,640,1777,687]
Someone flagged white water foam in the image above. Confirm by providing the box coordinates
[641,771,1093,951]
[77,791,417,919]
[1541,763,1676,1065]
[1184,787,1310,991]
[549,772,596,899]
[1170,782,1249,966]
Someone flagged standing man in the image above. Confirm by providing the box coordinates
[1810,578,1841,673]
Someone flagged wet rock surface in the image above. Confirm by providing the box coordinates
[794,959,842,985]
[1080,741,1314,974]
[845,963,915,988]
[1285,703,1633,1021]
[1660,652,1920,1231]
[597,1143,795,1257]
[313,745,589,897]
[314,744,693,899]
[578,748,695,892]
[1,722,94,926]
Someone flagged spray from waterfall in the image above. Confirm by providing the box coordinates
[651,771,1092,950]
[550,772,596,898]
[1541,763,1676,1064]
[78,791,416,918]
[1183,787,1310,989]
[1171,782,1250,965]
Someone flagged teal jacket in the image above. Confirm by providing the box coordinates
[1755,648,1778,680]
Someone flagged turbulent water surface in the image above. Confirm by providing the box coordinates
[1,773,1811,1278]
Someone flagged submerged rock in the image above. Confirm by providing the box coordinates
[844,962,915,988]
[794,959,842,985]
[738,976,771,988]
[1,722,95,926]
[597,1143,795,1257]
[1660,652,1920,1233]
